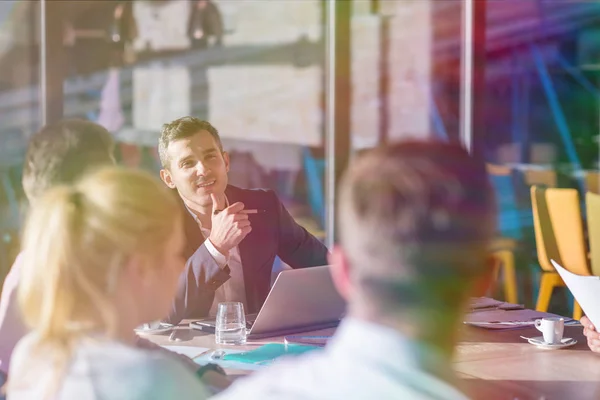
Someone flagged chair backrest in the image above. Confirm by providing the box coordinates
[531,186,589,275]
[302,148,325,228]
[487,164,521,239]
[586,171,600,194]
[586,192,600,276]
[524,169,557,188]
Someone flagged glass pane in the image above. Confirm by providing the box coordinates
[480,0,600,310]
[62,0,326,266]
[0,0,39,280]
[350,0,463,153]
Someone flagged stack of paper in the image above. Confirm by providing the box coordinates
[469,297,525,313]
[469,297,504,310]
[464,308,575,330]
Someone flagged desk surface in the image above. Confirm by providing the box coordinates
[144,319,600,399]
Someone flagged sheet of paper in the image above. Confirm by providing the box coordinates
[161,345,209,360]
[552,259,600,327]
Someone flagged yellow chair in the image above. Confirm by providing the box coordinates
[586,192,600,276]
[531,186,590,320]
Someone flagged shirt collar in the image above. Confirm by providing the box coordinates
[329,317,461,388]
[184,195,230,229]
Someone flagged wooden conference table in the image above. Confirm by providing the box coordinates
[146,316,600,400]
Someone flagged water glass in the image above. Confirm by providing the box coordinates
[215,302,247,345]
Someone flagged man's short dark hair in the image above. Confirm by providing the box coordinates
[22,119,115,203]
[158,117,223,169]
[338,140,496,312]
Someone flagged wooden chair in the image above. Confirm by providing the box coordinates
[586,192,600,276]
[531,186,590,319]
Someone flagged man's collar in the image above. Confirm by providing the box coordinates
[329,317,459,387]
[184,193,230,229]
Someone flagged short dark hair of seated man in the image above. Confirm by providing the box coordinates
[334,140,496,351]
[212,140,497,400]
[158,117,328,323]
[158,117,223,168]
[22,119,115,204]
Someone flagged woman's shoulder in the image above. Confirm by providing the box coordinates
[84,340,210,399]
[126,348,210,399]
[9,332,41,370]
[11,336,210,400]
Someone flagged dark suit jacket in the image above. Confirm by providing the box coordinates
[166,185,328,324]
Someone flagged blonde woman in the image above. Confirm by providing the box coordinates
[7,167,209,399]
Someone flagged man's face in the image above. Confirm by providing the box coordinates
[160,130,229,208]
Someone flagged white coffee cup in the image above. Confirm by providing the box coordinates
[534,317,564,344]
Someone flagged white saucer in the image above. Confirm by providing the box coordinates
[526,336,577,350]
[134,322,174,336]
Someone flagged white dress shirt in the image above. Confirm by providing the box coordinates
[185,202,248,316]
[214,318,470,400]
[203,229,247,316]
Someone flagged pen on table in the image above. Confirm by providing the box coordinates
[241,209,266,214]
[168,330,180,342]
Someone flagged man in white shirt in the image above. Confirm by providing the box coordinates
[215,140,497,400]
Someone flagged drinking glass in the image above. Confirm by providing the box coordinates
[215,302,247,345]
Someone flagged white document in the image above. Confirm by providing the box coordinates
[552,259,600,327]
[161,345,209,360]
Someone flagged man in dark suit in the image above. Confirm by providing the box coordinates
[159,117,328,323]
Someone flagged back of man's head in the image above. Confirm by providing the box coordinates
[338,140,496,317]
[22,119,115,203]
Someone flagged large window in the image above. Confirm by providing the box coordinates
[1,0,474,280]
[350,0,464,150]
[61,0,326,271]
[481,0,600,311]
[0,0,39,278]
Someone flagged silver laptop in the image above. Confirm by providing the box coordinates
[189,265,346,338]
[247,265,346,339]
